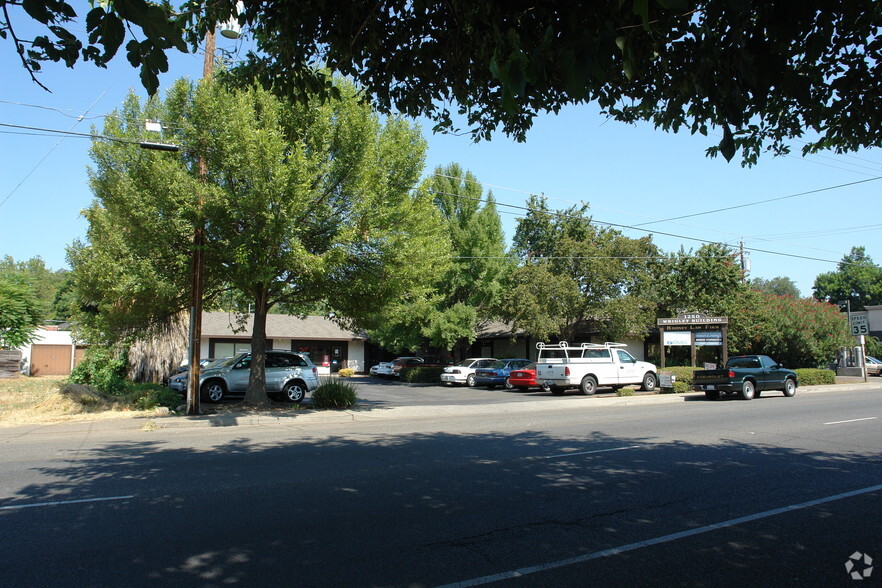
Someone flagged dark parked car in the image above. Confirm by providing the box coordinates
[391,355,454,377]
[474,359,533,390]
[693,354,798,400]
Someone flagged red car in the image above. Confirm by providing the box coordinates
[508,362,550,392]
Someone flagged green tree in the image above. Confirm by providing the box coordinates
[0,256,68,322]
[652,243,747,318]
[0,276,43,348]
[750,276,801,299]
[367,164,511,355]
[728,290,851,367]
[74,77,447,406]
[500,195,658,342]
[7,1,881,164]
[812,247,882,310]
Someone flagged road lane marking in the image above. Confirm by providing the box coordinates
[536,445,645,460]
[437,483,882,587]
[823,417,877,425]
[0,495,134,511]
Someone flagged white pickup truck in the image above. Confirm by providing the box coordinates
[535,341,658,395]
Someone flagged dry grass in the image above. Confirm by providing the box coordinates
[0,375,154,427]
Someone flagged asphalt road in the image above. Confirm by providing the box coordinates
[1,384,880,587]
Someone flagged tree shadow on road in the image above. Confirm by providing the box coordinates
[1,419,879,586]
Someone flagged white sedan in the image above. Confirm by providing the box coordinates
[440,358,497,387]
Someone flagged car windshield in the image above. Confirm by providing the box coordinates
[456,359,482,367]
[212,355,242,369]
[490,360,507,369]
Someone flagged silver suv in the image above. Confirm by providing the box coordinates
[170,350,319,403]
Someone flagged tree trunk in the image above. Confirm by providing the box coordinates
[243,290,271,407]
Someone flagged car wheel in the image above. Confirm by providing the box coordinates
[550,386,565,396]
[466,374,477,387]
[705,390,720,400]
[200,380,226,403]
[503,377,514,390]
[579,375,597,395]
[740,380,756,400]
[283,381,306,403]
[541,382,551,392]
[782,378,797,397]
[641,373,657,392]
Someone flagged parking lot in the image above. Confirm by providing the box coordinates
[346,375,653,409]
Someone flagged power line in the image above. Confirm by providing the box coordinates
[427,186,872,268]
[632,176,882,228]
[0,122,144,145]
[0,99,107,121]
[0,77,121,210]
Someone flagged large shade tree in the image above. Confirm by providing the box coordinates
[72,77,448,405]
[365,164,511,354]
[501,195,659,343]
[5,1,881,164]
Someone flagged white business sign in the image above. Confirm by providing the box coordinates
[663,331,691,346]
[850,312,869,336]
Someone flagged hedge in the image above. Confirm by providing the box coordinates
[793,368,835,386]
[400,366,445,384]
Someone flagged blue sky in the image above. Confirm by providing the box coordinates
[2,22,880,298]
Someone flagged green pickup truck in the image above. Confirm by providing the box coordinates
[693,355,798,400]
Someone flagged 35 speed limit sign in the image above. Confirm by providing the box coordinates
[849,312,869,335]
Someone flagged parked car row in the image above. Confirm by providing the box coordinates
[369,355,455,378]
[370,356,548,391]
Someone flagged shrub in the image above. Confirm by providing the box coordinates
[616,388,633,397]
[663,366,697,387]
[128,384,182,411]
[794,368,835,386]
[673,381,691,394]
[400,366,445,383]
[337,368,355,377]
[69,347,128,395]
[312,377,358,409]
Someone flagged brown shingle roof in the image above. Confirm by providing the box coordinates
[201,312,366,340]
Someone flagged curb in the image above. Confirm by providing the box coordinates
[139,380,882,429]
[2,381,879,436]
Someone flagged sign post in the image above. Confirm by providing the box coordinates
[657,312,728,369]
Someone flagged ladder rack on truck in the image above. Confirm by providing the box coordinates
[536,341,629,363]
[535,341,658,395]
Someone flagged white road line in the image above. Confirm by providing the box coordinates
[537,445,645,460]
[0,495,134,511]
[436,483,882,588]
[823,417,877,425]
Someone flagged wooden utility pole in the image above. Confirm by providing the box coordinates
[186,29,216,416]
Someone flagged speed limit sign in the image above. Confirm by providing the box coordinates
[850,312,869,335]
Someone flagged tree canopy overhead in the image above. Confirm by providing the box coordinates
[6,1,880,164]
